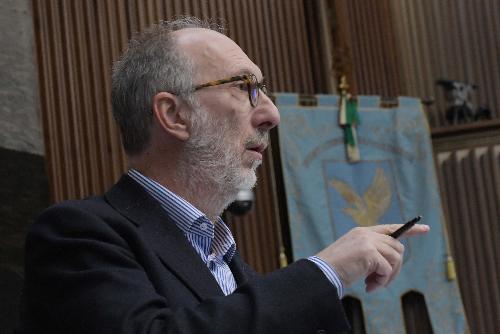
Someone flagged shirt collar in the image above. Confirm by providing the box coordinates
[127,169,236,260]
[128,169,204,235]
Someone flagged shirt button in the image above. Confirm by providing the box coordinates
[200,222,208,231]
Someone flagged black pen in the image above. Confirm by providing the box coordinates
[389,216,422,239]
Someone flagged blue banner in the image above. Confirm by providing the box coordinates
[276,94,467,333]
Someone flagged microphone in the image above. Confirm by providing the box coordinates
[227,189,254,216]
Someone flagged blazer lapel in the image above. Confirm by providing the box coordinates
[104,175,224,300]
[228,251,260,287]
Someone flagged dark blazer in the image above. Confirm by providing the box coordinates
[18,175,349,334]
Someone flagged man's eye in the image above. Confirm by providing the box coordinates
[237,83,247,91]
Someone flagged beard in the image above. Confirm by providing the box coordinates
[177,107,269,218]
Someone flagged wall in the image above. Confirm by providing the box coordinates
[0,0,49,331]
[0,0,43,155]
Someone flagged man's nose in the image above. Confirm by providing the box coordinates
[251,93,280,130]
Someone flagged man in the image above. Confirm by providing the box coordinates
[19,17,429,333]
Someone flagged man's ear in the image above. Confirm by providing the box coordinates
[152,92,190,141]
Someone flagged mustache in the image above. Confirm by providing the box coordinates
[244,130,269,148]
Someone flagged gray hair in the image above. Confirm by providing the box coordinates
[111,16,225,155]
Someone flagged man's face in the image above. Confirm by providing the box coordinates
[176,29,280,192]
[185,105,268,192]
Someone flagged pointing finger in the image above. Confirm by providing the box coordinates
[369,224,430,237]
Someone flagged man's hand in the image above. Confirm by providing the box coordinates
[316,224,430,293]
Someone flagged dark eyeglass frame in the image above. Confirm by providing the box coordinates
[194,73,267,107]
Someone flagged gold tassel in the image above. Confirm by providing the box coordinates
[446,255,457,281]
[279,247,288,268]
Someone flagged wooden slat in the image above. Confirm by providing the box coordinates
[33,0,59,202]
[452,150,484,334]
[266,0,284,91]
[436,145,500,334]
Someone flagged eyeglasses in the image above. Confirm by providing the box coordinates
[194,73,268,107]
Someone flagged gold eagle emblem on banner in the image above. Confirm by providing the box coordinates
[329,168,392,227]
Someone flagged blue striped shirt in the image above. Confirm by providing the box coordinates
[128,169,344,299]
[128,169,237,295]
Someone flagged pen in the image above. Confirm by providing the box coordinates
[389,216,422,239]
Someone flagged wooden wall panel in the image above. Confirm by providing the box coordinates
[327,2,500,330]
[330,0,500,127]
[337,0,500,127]
[330,0,402,97]
[432,122,500,334]
[33,0,320,274]
[435,143,500,334]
